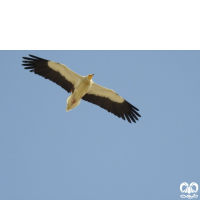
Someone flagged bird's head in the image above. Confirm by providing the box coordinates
[87,74,94,80]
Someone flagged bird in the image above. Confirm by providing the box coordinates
[22,54,141,123]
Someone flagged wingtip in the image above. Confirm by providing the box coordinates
[28,54,45,60]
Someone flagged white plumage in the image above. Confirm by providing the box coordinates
[66,76,92,111]
[22,55,141,123]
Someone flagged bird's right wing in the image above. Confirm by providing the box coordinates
[82,82,141,123]
[22,54,81,93]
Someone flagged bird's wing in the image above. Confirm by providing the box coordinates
[22,54,81,93]
[82,83,141,123]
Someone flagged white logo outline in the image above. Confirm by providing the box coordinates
[180,182,198,199]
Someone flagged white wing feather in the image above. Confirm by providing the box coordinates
[48,61,82,85]
[87,82,124,103]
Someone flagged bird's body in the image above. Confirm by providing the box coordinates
[22,55,141,123]
[66,76,92,111]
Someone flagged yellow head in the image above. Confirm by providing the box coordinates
[88,74,94,80]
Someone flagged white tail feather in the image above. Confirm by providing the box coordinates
[66,95,81,111]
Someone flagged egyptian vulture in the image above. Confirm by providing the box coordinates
[22,55,141,123]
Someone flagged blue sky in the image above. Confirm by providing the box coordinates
[0,51,200,200]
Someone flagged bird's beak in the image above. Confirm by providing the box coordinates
[88,74,94,80]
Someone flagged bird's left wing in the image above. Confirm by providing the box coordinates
[22,54,81,93]
[82,83,141,123]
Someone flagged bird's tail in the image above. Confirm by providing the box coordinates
[66,95,81,111]
[66,95,72,111]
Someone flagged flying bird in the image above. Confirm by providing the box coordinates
[22,55,141,123]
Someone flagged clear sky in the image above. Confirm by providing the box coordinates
[0,51,200,200]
